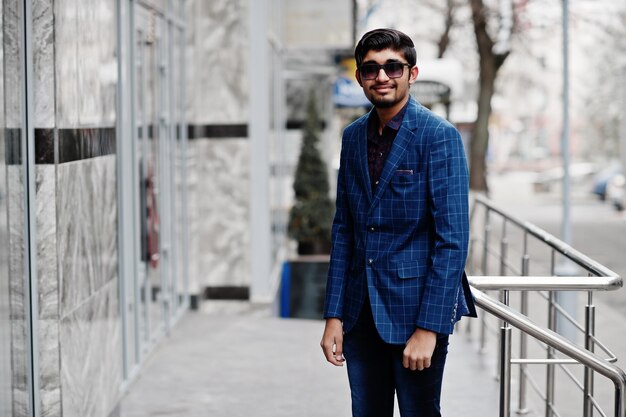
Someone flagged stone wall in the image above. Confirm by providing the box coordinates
[185,0,251,292]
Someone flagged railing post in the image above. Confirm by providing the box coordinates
[483,208,490,276]
[584,290,595,417]
[497,221,509,379]
[467,236,477,334]
[469,236,476,276]
[500,289,512,417]
[480,209,491,353]
[546,290,557,417]
[615,380,626,417]
[517,253,530,415]
[500,221,508,277]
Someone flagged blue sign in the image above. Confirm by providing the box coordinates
[333,76,372,108]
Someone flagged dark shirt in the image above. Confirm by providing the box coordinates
[367,101,409,191]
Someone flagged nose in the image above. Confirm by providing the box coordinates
[375,67,390,81]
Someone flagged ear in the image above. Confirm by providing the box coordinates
[355,69,363,86]
[408,66,419,85]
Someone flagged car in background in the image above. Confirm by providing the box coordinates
[591,163,623,201]
[606,172,625,211]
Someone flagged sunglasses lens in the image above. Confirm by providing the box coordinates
[384,63,404,78]
[360,64,379,80]
[359,63,406,80]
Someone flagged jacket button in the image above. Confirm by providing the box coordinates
[368,258,374,265]
[370,227,375,232]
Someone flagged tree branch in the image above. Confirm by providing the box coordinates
[437,0,456,58]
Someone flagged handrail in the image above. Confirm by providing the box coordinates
[471,288,626,416]
[468,275,623,292]
[473,194,619,278]
[469,275,621,365]
[469,195,624,417]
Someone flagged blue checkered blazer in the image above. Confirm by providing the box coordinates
[324,97,476,344]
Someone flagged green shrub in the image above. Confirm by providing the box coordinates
[287,93,333,254]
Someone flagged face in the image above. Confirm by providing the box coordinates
[356,49,418,111]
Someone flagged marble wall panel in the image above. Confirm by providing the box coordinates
[183,0,195,125]
[54,0,78,126]
[3,0,23,128]
[39,319,61,417]
[60,280,122,417]
[55,0,117,127]
[187,139,250,289]
[35,165,61,417]
[185,0,249,125]
[0,9,11,401]
[76,0,116,126]
[0,0,4,119]
[0,96,9,417]
[33,0,55,127]
[57,156,118,318]
[36,166,58,319]
[7,166,25,320]
[141,0,167,12]
[4,114,30,417]
[10,319,28,417]
[0,5,8,408]
[0,242,10,416]
[6,167,60,417]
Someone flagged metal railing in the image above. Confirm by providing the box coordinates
[467,194,625,417]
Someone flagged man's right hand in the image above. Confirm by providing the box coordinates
[320,318,345,366]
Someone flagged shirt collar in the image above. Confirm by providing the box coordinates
[386,100,409,131]
[368,99,410,133]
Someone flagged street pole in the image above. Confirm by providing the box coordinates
[561,0,571,246]
[352,0,358,47]
[621,65,626,185]
[249,0,272,302]
[556,0,578,342]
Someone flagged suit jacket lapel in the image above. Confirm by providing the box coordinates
[356,114,373,204]
[370,126,414,208]
[369,98,419,209]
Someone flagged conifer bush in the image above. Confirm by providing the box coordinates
[287,93,333,254]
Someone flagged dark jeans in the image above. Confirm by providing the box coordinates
[343,302,449,417]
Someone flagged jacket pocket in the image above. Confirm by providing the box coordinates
[396,260,428,279]
[391,172,420,185]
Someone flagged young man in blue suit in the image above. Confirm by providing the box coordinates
[320,28,476,417]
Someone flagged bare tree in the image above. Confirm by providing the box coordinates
[576,6,626,163]
[468,0,513,191]
[411,0,462,58]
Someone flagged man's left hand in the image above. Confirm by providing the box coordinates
[403,328,437,371]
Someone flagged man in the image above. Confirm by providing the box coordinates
[320,28,476,417]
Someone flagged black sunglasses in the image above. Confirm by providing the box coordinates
[358,62,410,80]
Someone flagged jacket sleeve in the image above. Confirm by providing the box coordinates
[323,135,354,319]
[416,124,469,334]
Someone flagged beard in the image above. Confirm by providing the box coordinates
[368,96,397,108]
[364,84,406,109]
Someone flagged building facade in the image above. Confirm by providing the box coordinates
[0,0,190,416]
[0,0,352,415]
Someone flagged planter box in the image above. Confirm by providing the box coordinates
[280,256,329,320]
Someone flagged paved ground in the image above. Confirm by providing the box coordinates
[118,301,500,417]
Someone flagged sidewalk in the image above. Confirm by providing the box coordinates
[118,302,500,417]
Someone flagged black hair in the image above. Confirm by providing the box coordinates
[354,28,417,68]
